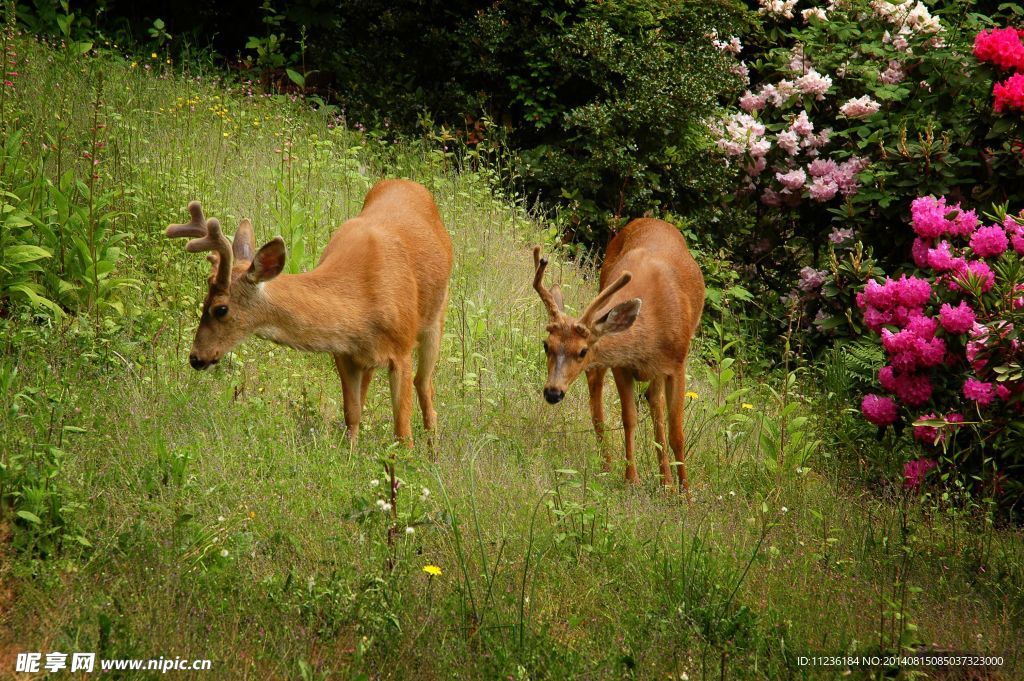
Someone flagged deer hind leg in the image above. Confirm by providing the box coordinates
[612,367,639,484]
[333,354,365,445]
[414,313,443,433]
[360,367,375,410]
[665,370,690,495]
[645,376,671,487]
[389,354,415,447]
[586,367,610,470]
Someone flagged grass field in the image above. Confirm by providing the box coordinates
[0,36,1022,680]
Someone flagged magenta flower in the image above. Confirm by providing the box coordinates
[963,377,996,407]
[974,27,1024,71]
[912,413,939,444]
[903,458,937,488]
[911,195,950,239]
[938,301,976,335]
[862,394,899,426]
[969,225,1009,258]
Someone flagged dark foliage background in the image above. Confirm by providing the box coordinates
[19,0,752,249]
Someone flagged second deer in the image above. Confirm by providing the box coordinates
[166,179,453,447]
[532,218,705,491]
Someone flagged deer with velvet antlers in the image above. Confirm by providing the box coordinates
[166,179,453,447]
[532,218,705,492]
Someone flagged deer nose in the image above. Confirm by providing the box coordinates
[544,387,565,404]
[189,354,209,370]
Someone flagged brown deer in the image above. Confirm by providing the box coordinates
[532,218,705,491]
[166,179,453,447]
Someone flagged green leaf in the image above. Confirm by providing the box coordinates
[17,510,42,524]
[4,244,52,264]
[286,69,305,88]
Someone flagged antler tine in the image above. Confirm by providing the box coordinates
[166,200,208,239]
[580,271,633,325]
[532,246,561,320]
[185,217,233,290]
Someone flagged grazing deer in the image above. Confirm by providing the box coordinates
[166,179,453,447]
[532,218,705,491]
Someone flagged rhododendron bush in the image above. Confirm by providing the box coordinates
[858,195,1024,503]
[710,0,1024,290]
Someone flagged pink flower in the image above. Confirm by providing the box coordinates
[912,413,939,444]
[949,209,979,237]
[950,259,995,293]
[790,110,814,137]
[903,458,937,488]
[969,225,1009,257]
[795,69,832,99]
[808,158,838,177]
[879,60,905,84]
[974,27,1024,71]
[963,377,996,407]
[839,95,881,118]
[862,394,899,426]
[739,90,767,112]
[776,168,807,190]
[808,176,838,201]
[892,371,934,406]
[927,241,964,272]
[993,72,1024,113]
[912,237,931,268]
[910,195,950,239]
[777,130,800,155]
[938,301,976,335]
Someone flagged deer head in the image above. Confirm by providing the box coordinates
[167,201,287,369]
[532,246,641,403]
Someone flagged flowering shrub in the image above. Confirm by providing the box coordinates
[708,0,1024,350]
[858,195,1024,503]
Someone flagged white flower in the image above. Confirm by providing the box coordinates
[781,506,789,514]
[839,95,881,119]
[369,479,380,487]
[217,516,225,522]
[802,7,827,22]
[220,549,230,558]
[405,526,415,535]
[376,499,392,513]
[758,0,798,19]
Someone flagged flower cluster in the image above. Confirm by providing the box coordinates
[974,26,1024,113]
[859,196,1024,465]
[758,0,798,20]
[839,95,881,119]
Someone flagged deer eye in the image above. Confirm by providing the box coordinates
[213,305,229,319]
[579,347,588,358]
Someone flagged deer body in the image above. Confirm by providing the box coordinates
[168,179,453,446]
[534,218,704,490]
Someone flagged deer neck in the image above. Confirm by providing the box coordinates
[250,272,364,354]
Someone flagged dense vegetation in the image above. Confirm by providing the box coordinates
[1,2,1023,679]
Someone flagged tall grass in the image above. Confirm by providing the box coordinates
[0,35,1021,680]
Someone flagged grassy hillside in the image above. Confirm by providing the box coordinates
[0,37,1022,680]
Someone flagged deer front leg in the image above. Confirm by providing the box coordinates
[586,368,610,470]
[388,354,415,447]
[665,371,690,496]
[612,367,638,484]
[334,354,365,446]
[646,376,671,487]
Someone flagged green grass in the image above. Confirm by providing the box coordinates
[0,36,1022,680]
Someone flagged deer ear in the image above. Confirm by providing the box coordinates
[248,237,286,283]
[233,218,255,263]
[550,284,565,312]
[591,298,641,338]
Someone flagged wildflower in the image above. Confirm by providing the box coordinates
[686,391,699,400]
[248,511,256,520]
[151,52,158,59]
[780,506,789,514]
[220,549,230,558]
[758,0,797,19]
[839,95,881,119]
[861,394,899,427]
[369,479,380,487]
[375,499,393,513]
[423,564,442,576]
[130,61,137,69]
[405,526,415,535]
[808,176,838,202]
[742,403,753,409]
[879,60,906,85]
[420,487,430,501]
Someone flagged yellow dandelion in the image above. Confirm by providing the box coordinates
[686,391,698,400]
[130,61,137,69]
[222,131,229,137]
[151,52,158,59]
[742,403,753,409]
[422,564,442,577]
[248,511,256,519]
